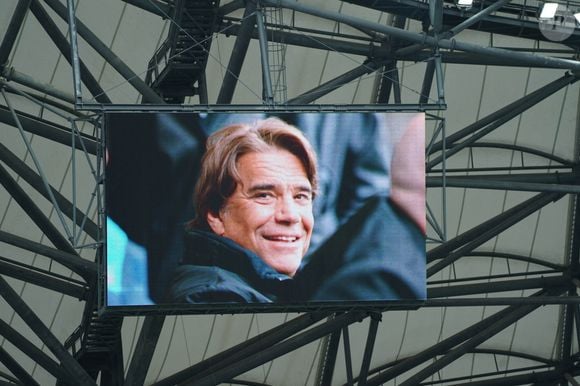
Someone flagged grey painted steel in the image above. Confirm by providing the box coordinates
[0,105,98,154]
[2,67,76,104]
[0,0,32,66]
[0,161,78,255]
[191,312,365,386]
[66,0,82,104]
[427,73,577,168]
[217,1,257,104]
[427,177,580,193]
[3,88,74,241]
[428,276,570,298]
[464,141,574,165]
[0,141,99,240]
[0,230,97,280]
[255,8,274,103]
[30,0,111,104]
[42,0,164,104]
[366,290,563,386]
[342,327,355,386]
[0,319,71,382]
[121,0,170,17]
[218,0,245,16]
[319,328,342,386]
[428,192,564,276]
[0,345,40,386]
[262,0,580,71]
[0,257,88,299]
[357,315,380,386]
[155,312,330,386]
[447,0,512,37]
[419,60,435,104]
[428,73,576,155]
[0,276,96,385]
[125,315,165,386]
[287,61,382,104]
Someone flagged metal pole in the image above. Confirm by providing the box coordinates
[318,324,342,386]
[121,0,170,17]
[0,141,99,240]
[0,319,70,382]
[255,8,274,103]
[0,258,88,299]
[2,67,75,104]
[42,0,164,104]
[342,327,355,386]
[261,0,580,71]
[30,0,111,104]
[428,73,576,156]
[0,105,98,154]
[65,0,82,104]
[217,1,257,104]
[288,61,381,104]
[428,192,563,276]
[427,176,580,193]
[0,230,96,280]
[448,0,512,36]
[0,0,32,67]
[419,59,435,104]
[357,315,380,386]
[0,277,96,385]
[0,345,40,386]
[125,315,166,386]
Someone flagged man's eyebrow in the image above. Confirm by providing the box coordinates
[247,183,313,193]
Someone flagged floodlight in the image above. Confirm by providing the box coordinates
[456,0,473,9]
[539,3,559,19]
[574,11,580,23]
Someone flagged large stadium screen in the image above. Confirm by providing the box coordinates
[104,111,426,313]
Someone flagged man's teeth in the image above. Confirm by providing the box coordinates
[267,236,298,242]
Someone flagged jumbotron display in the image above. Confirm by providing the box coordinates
[104,111,426,313]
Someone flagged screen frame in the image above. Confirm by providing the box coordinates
[99,107,427,316]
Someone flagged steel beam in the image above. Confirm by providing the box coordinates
[428,276,570,298]
[121,0,170,17]
[0,346,39,386]
[342,327,355,386]
[155,312,330,386]
[287,61,382,104]
[191,312,365,386]
[447,0,512,37]
[0,142,99,241]
[427,73,576,159]
[367,289,564,385]
[0,105,98,154]
[0,0,32,67]
[0,319,70,382]
[30,0,111,104]
[0,162,78,254]
[427,176,580,194]
[255,8,274,103]
[358,315,380,386]
[444,368,579,385]
[318,328,341,386]
[217,1,257,104]
[0,257,88,299]
[428,192,562,263]
[1,68,75,104]
[0,276,95,385]
[0,230,96,281]
[261,0,580,71]
[125,315,165,386]
[42,0,164,104]
[464,142,574,166]
[419,59,435,104]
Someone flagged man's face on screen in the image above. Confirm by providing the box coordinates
[207,149,314,276]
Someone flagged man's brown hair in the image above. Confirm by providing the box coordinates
[190,117,318,231]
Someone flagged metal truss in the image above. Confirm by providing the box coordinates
[0,0,579,385]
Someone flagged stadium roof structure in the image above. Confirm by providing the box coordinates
[1,0,580,384]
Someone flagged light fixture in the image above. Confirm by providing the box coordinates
[539,2,559,19]
[574,11,580,23]
[456,0,473,10]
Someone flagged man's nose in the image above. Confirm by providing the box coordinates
[275,196,300,224]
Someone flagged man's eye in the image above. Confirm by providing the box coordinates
[255,192,274,199]
[295,193,312,201]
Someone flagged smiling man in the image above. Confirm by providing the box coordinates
[170,118,319,303]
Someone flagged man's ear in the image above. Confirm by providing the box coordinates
[207,211,225,235]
